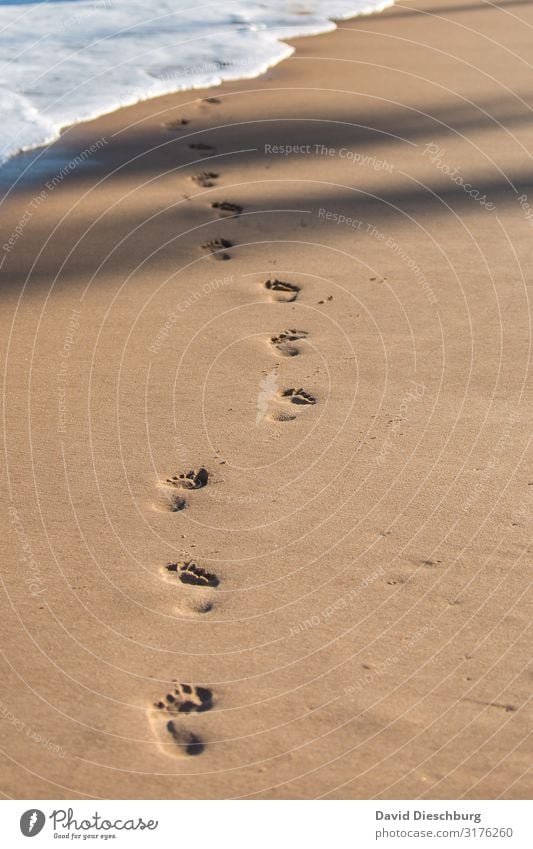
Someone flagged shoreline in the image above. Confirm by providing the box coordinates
[0,0,395,182]
[1,0,532,800]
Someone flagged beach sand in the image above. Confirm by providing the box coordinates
[1,0,531,799]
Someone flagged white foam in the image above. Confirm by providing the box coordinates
[0,0,394,166]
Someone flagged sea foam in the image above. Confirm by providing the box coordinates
[0,0,394,167]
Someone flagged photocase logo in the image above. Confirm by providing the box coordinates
[256,368,278,425]
[20,809,46,837]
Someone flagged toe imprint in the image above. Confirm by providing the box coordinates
[271,329,308,357]
[166,468,209,490]
[281,387,316,405]
[155,682,213,714]
[165,118,189,131]
[192,171,219,187]
[265,279,300,302]
[166,561,219,588]
[211,201,242,216]
[201,238,232,260]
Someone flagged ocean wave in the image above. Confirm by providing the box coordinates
[0,0,394,166]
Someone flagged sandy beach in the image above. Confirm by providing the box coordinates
[1,0,531,800]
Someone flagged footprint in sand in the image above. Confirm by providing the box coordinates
[211,200,242,217]
[203,97,221,104]
[165,118,189,131]
[265,278,300,302]
[165,560,219,613]
[155,468,208,514]
[150,683,213,757]
[189,142,216,154]
[385,575,410,587]
[280,387,316,405]
[270,329,308,357]
[166,468,209,490]
[269,387,316,421]
[201,238,233,260]
[192,171,219,187]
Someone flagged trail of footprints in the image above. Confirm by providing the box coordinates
[151,99,318,756]
[151,468,218,755]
